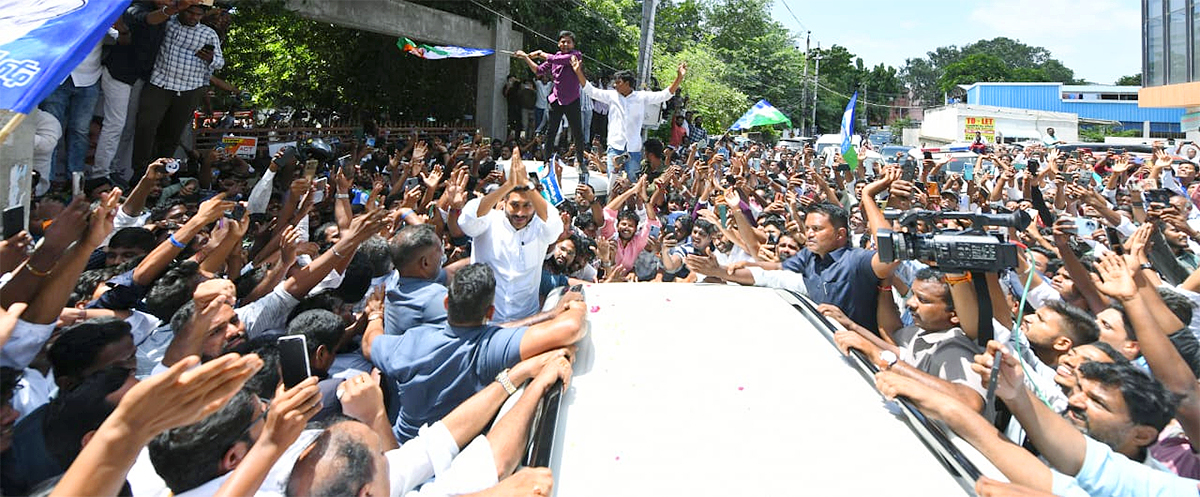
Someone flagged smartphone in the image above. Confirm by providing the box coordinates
[1073,217,1099,236]
[1105,227,1125,255]
[717,204,728,227]
[277,335,311,389]
[528,172,541,187]
[71,171,84,197]
[275,146,297,167]
[3,205,25,239]
[1143,188,1173,206]
[311,178,328,203]
[649,224,661,238]
[202,43,215,52]
[926,181,939,197]
[303,159,319,180]
[923,151,933,160]
[963,160,975,181]
[403,177,420,192]
[365,136,376,147]
[224,203,246,220]
[900,158,917,182]
[1074,174,1091,188]
[1070,151,1080,160]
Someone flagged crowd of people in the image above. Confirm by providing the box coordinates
[8,1,1200,495]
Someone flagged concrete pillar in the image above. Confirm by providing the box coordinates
[1144,120,1151,138]
[476,17,513,139]
[0,110,34,229]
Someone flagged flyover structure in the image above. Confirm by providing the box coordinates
[285,0,523,137]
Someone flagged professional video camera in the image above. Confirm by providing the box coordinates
[875,209,1032,273]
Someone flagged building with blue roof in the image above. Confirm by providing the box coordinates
[955,82,1185,135]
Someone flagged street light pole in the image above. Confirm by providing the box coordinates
[801,31,810,137]
[636,0,658,90]
[810,44,821,137]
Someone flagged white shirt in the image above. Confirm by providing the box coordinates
[748,267,808,294]
[69,38,105,87]
[458,197,563,323]
[0,319,55,369]
[534,80,551,110]
[581,83,675,153]
[13,368,55,423]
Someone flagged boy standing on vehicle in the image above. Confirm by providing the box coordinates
[515,31,588,181]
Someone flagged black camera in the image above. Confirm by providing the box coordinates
[875,209,1031,272]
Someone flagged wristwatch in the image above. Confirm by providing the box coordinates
[495,369,517,395]
[878,350,899,370]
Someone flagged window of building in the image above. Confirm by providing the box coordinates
[1168,0,1189,84]
[1146,0,1166,86]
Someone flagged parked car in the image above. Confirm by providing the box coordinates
[518,283,1001,495]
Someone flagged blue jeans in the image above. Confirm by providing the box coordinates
[606,147,642,182]
[533,107,547,134]
[40,77,100,181]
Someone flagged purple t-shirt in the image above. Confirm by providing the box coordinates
[537,50,582,105]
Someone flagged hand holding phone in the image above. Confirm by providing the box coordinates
[278,335,312,389]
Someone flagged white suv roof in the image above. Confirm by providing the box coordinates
[527,283,999,495]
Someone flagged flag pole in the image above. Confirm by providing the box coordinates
[0,112,27,144]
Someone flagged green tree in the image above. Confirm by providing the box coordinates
[1114,74,1142,86]
[938,53,1010,93]
[652,43,748,131]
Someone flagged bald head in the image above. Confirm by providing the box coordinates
[287,421,388,497]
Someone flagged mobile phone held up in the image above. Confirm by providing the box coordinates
[278,335,311,389]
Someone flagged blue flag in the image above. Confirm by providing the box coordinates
[0,0,127,114]
[839,92,859,170]
[538,157,565,206]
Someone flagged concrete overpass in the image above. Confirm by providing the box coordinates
[285,0,522,138]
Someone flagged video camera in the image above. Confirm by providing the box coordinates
[875,209,1032,272]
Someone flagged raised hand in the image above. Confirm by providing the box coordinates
[970,341,1024,402]
[111,353,263,440]
[41,196,90,252]
[84,188,123,248]
[337,372,387,427]
[1090,252,1139,301]
[508,147,529,188]
[195,192,235,225]
[263,377,322,450]
[422,164,444,189]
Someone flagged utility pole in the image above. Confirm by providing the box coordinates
[800,31,810,137]
[636,0,658,90]
[810,44,821,137]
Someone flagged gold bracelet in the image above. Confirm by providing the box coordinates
[25,261,54,277]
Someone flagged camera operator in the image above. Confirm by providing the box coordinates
[687,200,900,335]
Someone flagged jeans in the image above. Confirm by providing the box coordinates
[38,76,100,181]
[581,109,592,149]
[606,147,642,182]
[533,107,547,134]
[545,99,586,176]
[95,68,139,181]
[133,83,200,182]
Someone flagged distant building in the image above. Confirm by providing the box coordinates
[1140,0,1199,140]
[915,103,1077,147]
[956,82,1184,137]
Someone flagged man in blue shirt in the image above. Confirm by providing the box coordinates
[363,263,587,442]
[384,225,449,335]
[689,203,898,334]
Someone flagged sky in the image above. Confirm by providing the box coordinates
[769,0,1142,85]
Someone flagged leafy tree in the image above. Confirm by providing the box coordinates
[938,53,1009,93]
[904,37,1079,107]
[1114,74,1142,86]
[652,43,748,130]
